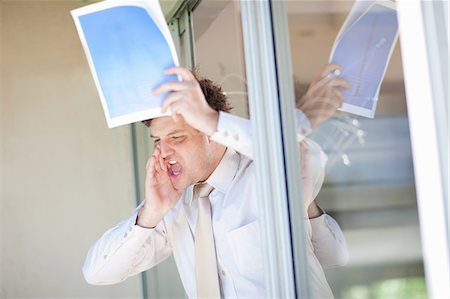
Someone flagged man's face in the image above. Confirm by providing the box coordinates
[150,116,218,191]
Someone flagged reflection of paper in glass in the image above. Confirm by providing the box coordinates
[338,0,375,37]
[329,0,398,118]
[71,0,179,128]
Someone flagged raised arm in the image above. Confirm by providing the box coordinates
[151,64,348,160]
[151,66,350,269]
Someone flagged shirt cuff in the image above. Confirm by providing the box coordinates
[310,213,342,243]
[119,208,156,245]
[210,111,253,158]
[295,109,312,142]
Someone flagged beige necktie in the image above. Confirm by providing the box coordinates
[194,183,221,298]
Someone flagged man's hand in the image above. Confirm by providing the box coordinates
[298,64,350,129]
[300,141,325,219]
[153,67,219,136]
[137,146,183,228]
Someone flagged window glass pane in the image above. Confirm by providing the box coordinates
[284,1,427,298]
[192,0,248,118]
[192,2,300,296]
[191,1,275,298]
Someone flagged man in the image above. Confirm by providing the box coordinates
[83,65,349,298]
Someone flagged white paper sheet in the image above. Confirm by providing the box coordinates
[71,0,179,128]
[329,0,399,118]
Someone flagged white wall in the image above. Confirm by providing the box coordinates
[1,1,142,297]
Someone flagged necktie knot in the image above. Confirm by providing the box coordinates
[194,183,214,199]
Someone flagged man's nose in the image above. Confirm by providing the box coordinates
[159,141,175,158]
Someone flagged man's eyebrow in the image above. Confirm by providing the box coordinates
[150,130,185,139]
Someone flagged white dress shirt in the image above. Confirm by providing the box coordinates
[83,111,348,298]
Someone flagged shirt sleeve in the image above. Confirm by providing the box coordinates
[82,203,172,285]
[210,111,254,159]
[309,213,349,269]
[210,109,312,158]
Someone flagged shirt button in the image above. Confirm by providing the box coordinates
[221,270,226,276]
[103,254,108,260]
[123,233,128,238]
[233,133,239,141]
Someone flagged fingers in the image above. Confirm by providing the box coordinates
[158,155,167,172]
[153,67,198,113]
[333,88,345,106]
[145,155,157,183]
[305,76,349,101]
[152,149,163,173]
[153,81,194,96]
[160,87,202,116]
[314,64,342,83]
[148,146,167,175]
[311,65,350,91]
[299,141,314,207]
[156,146,168,172]
[161,90,185,113]
[155,70,203,116]
[301,65,349,128]
[329,77,350,90]
[318,76,350,91]
[300,94,343,128]
[171,111,184,123]
[164,67,196,82]
[299,142,310,176]
[303,95,343,111]
[146,155,153,170]
[300,141,311,162]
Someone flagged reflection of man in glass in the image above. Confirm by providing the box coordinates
[83,65,350,298]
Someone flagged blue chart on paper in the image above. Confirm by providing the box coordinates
[331,3,398,113]
[79,6,177,118]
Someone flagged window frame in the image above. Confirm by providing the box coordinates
[397,1,450,298]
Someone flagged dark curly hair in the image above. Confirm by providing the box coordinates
[142,69,232,127]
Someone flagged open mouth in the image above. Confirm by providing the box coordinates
[168,160,183,177]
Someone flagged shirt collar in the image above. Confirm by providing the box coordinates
[185,147,241,205]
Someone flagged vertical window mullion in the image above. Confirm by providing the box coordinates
[240,0,300,297]
[269,1,312,298]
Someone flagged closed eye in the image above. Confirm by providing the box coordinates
[170,135,186,143]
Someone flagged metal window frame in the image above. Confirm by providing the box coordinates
[397,1,450,298]
[240,0,310,297]
[268,1,313,298]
